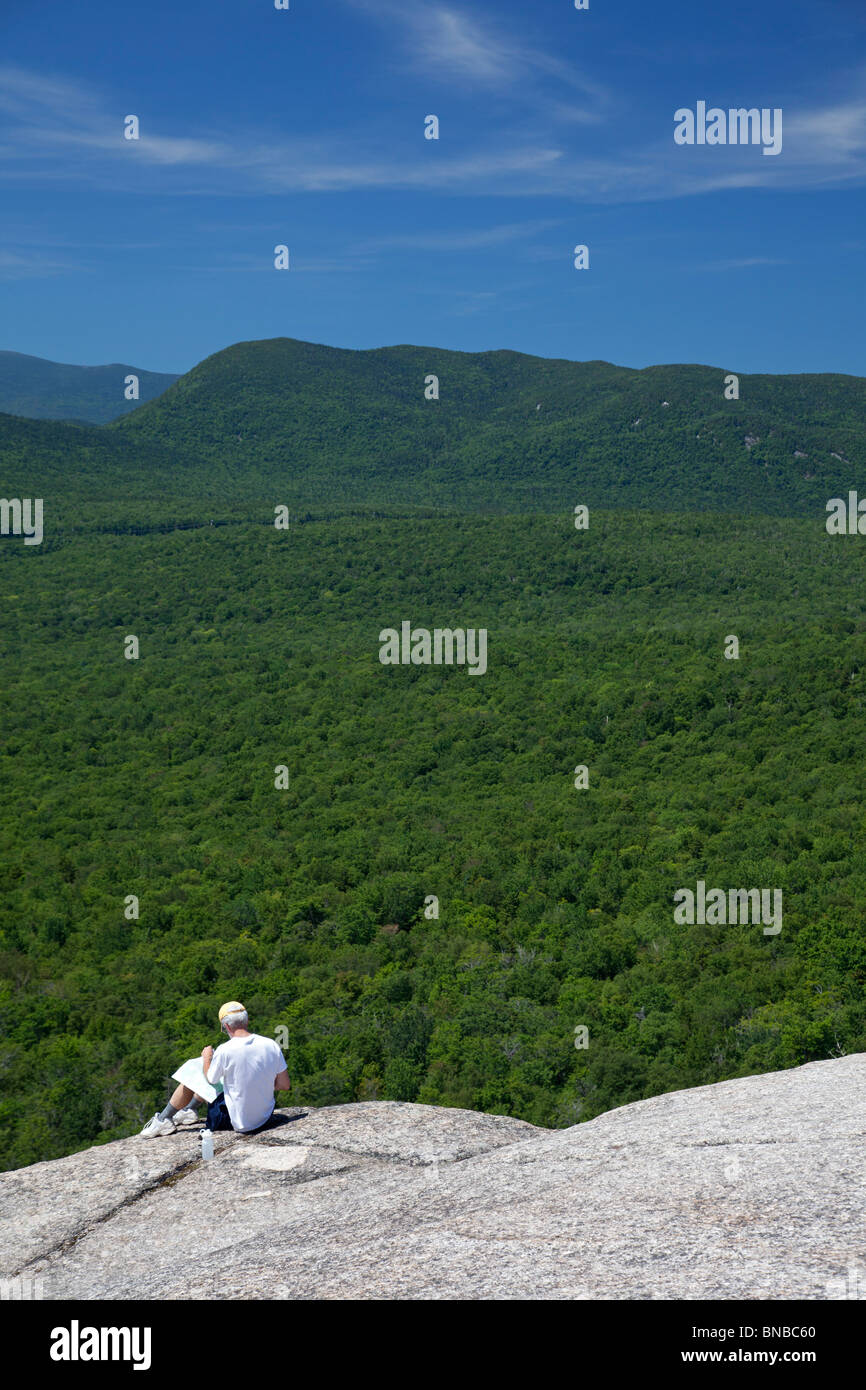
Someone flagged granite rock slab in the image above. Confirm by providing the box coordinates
[5,1059,864,1300]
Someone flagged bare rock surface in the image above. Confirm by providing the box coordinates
[4,1057,864,1300]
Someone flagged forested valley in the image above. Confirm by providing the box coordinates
[1,338,865,1169]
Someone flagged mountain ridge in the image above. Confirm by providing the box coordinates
[108,336,866,515]
[2,335,863,515]
[0,349,179,425]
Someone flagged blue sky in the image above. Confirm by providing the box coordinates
[1,0,865,375]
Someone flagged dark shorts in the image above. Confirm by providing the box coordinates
[205,1093,234,1132]
[205,1093,275,1134]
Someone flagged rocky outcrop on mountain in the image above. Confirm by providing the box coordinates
[3,1055,863,1300]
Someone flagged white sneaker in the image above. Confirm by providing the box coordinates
[139,1113,176,1138]
[173,1108,201,1127]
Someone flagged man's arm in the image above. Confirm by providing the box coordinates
[202,1044,215,1083]
[274,1069,291,1093]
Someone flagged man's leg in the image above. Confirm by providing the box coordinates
[173,1092,203,1126]
[140,1086,201,1138]
[157,1084,194,1120]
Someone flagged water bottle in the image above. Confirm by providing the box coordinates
[200,1129,214,1161]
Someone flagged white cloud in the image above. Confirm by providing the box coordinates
[345,0,608,109]
[0,248,86,279]
[361,219,563,251]
[406,5,517,86]
[701,256,791,272]
[785,98,866,162]
[0,66,229,169]
[2,56,866,204]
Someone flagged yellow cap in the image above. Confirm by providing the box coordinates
[219,1000,246,1022]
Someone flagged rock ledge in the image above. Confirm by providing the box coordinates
[3,1057,863,1300]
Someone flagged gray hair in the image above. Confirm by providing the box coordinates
[222,1009,249,1031]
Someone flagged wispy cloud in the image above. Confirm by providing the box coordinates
[161,252,377,275]
[447,289,502,316]
[345,0,607,109]
[0,67,228,170]
[701,256,791,272]
[246,143,565,194]
[0,247,87,279]
[2,50,866,203]
[359,219,563,252]
[786,97,866,163]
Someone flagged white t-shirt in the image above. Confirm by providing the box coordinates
[207,1033,287,1133]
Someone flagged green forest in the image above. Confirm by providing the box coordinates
[1,337,865,1171]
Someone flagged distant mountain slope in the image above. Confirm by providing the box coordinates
[0,411,240,519]
[0,350,178,424]
[109,336,866,515]
[3,336,864,516]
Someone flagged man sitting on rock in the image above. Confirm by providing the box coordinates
[139,1001,290,1138]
